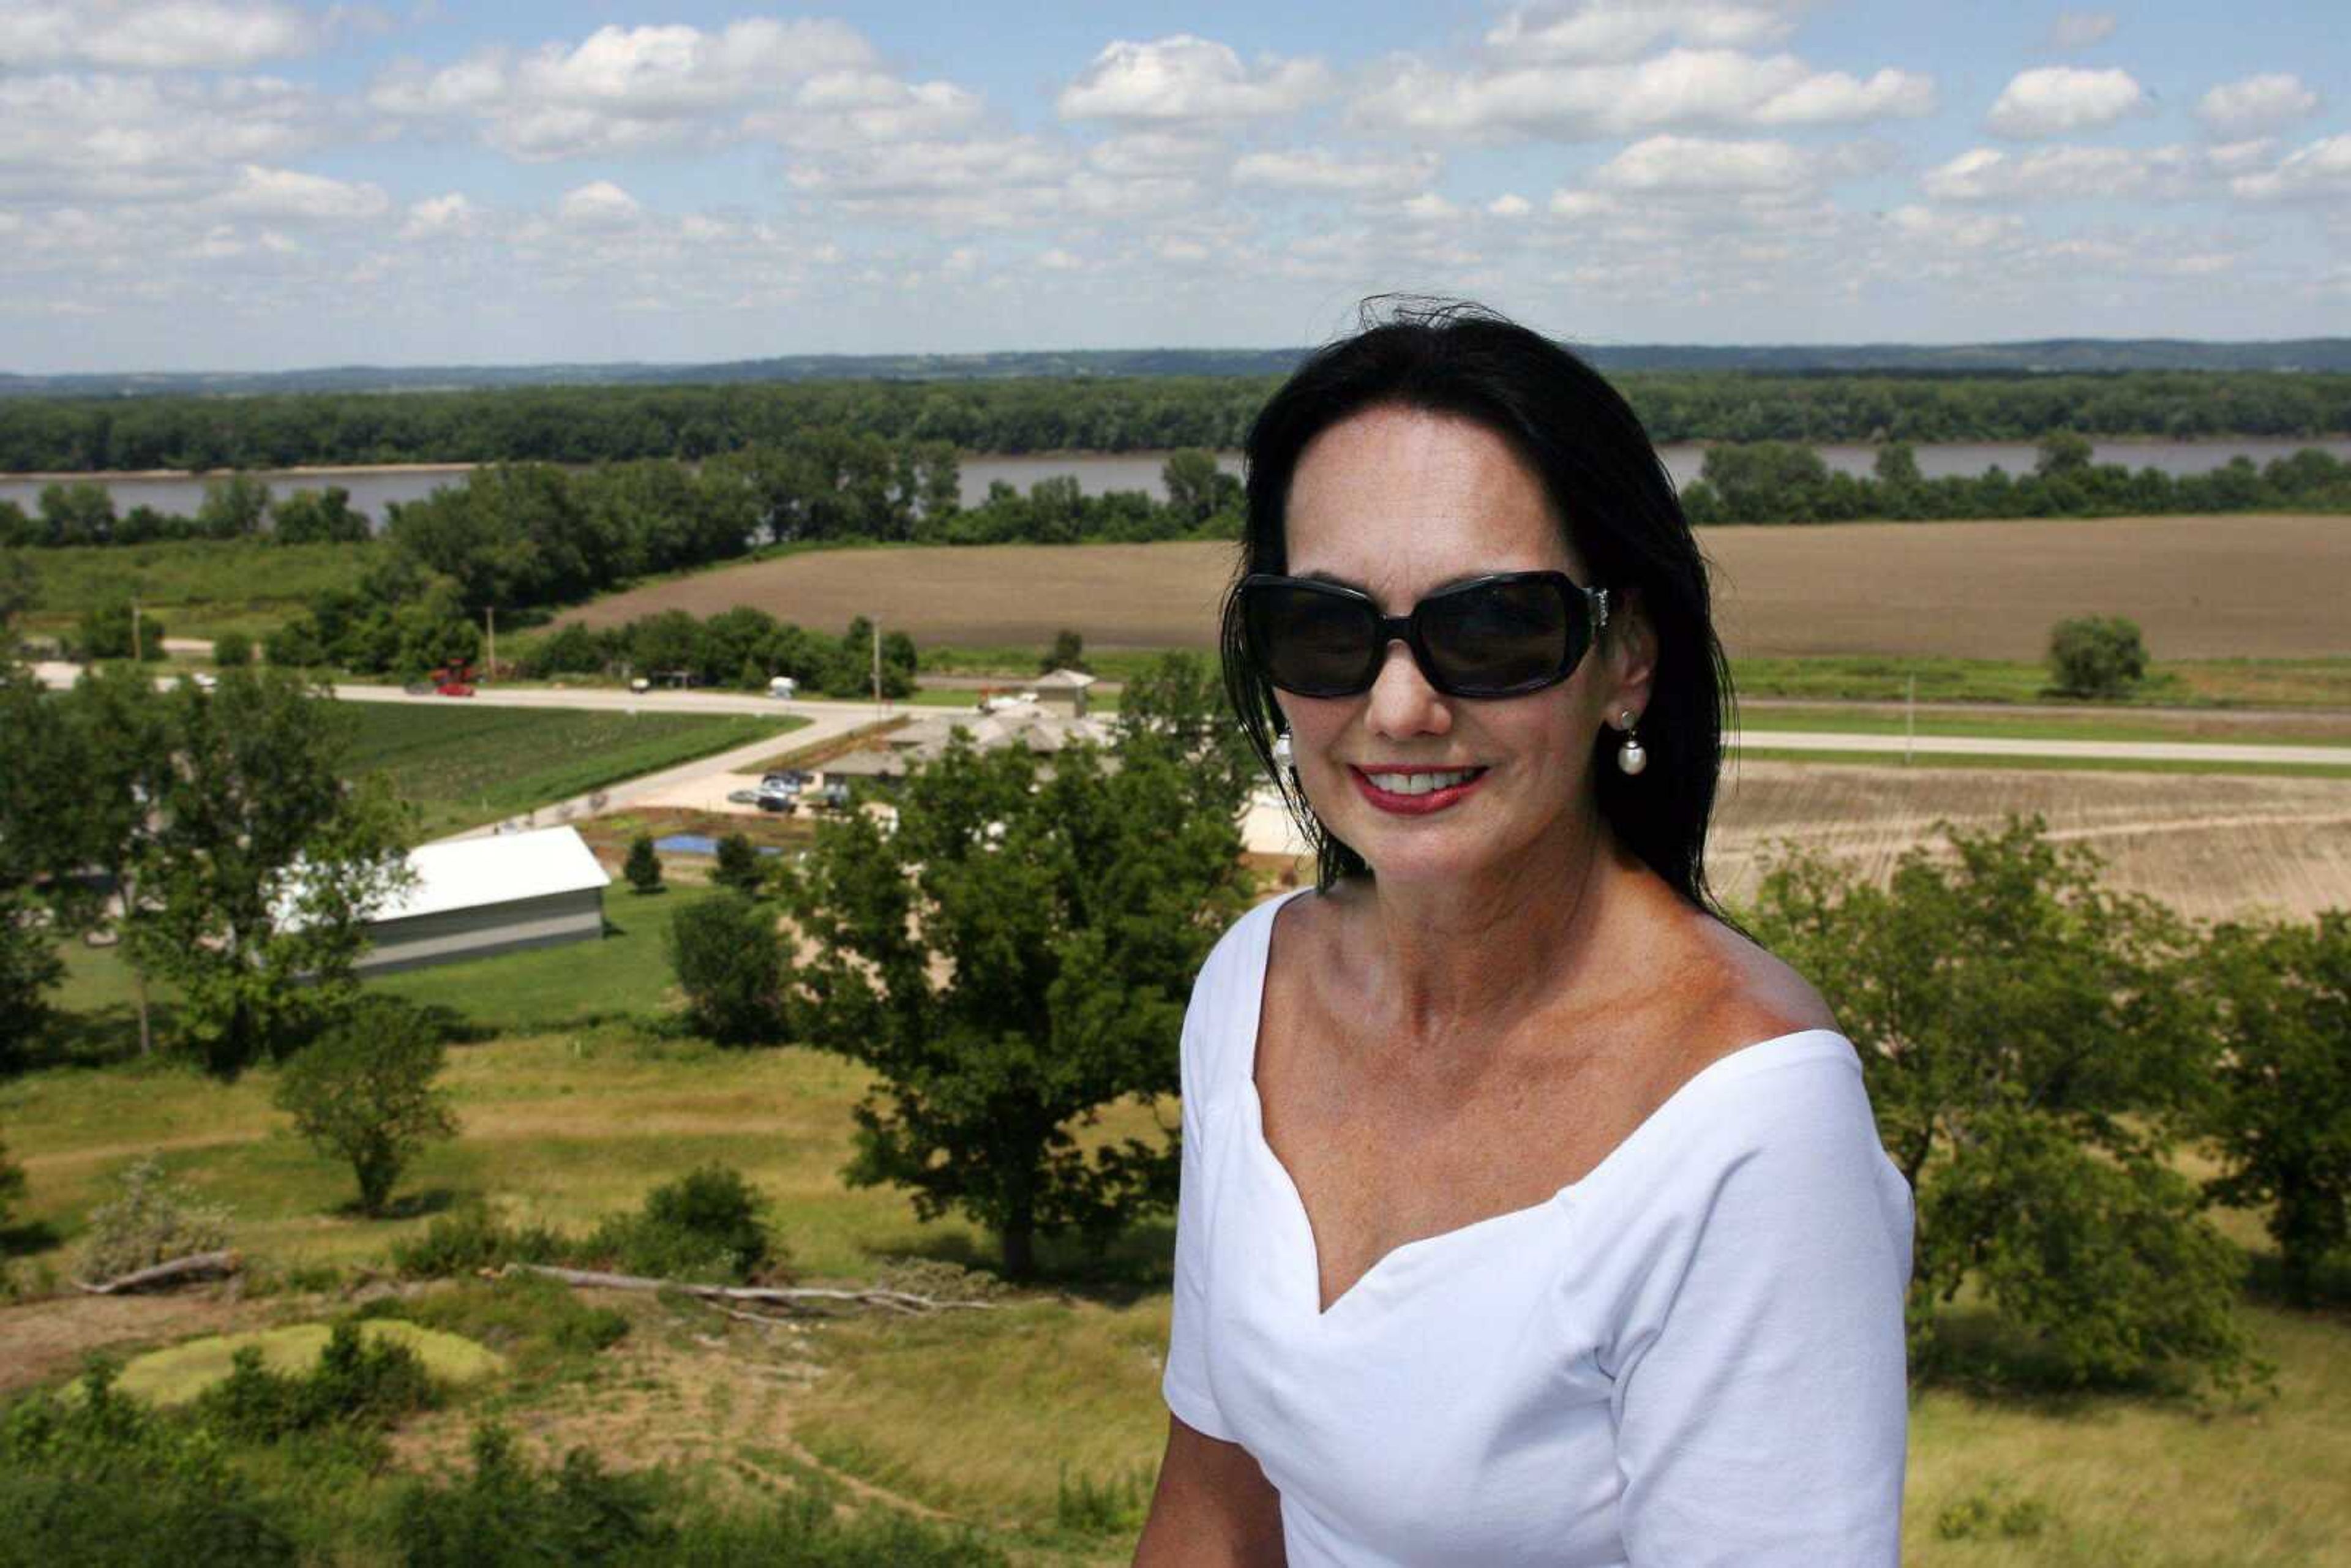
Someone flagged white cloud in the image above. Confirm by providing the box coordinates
[1036,247,1084,271]
[399,192,478,240]
[1922,143,2213,202]
[0,0,318,69]
[1546,188,1621,218]
[1882,203,2023,251]
[2046,11,2117,51]
[1985,66,2147,138]
[2229,133,2351,201]
[212,163,388,220]
[1352,47,1932,142]
[1083,131,1222,178]
[1057,35,1332,122]
[1398,192,1463,221]
[1591,133,1813,192]
[2195,74,2319,137]
[1484,2,1795,63]
[757,73,983,149]
[0,72,323,202]
[1488,192,1532,218]
[369,18,888,160]
[1231,147,1438,195]
[557,179,642,228]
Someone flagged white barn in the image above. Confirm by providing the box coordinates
[356,826,611,975]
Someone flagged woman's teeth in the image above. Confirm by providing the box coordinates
[1364,768,1482,795]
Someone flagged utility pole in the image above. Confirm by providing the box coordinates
[484,605,496,680]
[130,598,141,664]
[871,617,882,710]
[1904,673,1915,767]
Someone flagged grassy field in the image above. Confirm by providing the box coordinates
[13,538,379,642]
[342,703,804,838]
[2,991,2345,1563]
[1731,654,2351,709]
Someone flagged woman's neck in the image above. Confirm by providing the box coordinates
[1340,816,1657,1056]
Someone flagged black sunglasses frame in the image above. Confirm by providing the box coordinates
[1240,569,1611,699]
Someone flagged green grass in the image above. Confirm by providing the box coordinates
[1730,654,2351,709]
[5,994,2346,1563]
[342,705,804,838]
[1733,704,2350,746]
[14,538,379,641]
[918,644,1166,683]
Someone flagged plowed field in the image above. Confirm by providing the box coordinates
[566,514,2351,661]
[1710,759,2351,922]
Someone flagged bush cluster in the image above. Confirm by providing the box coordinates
[75,1153,234,1285]
[389,1164,785,1286]
[528,606,919,698]
[194,1321,439,1442]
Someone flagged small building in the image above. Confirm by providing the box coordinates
[356,826,611,975]
[1030,667,1097,716]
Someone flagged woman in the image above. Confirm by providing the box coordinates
[1133,302,1913,1566]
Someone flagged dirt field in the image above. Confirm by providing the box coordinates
[1709,759,2351,922]
[566,514,2350,661]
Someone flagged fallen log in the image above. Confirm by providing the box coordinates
[74,1250,242,1296]
[495,1262,1000,1314]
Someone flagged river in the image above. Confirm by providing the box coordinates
[5,437,2346,525]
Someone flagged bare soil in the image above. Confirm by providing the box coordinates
[563,514,2351,662]
[1709,758,2351,921]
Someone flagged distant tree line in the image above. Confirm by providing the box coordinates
[0,475,370,547]
[2,370,2345,473]
[1682,433,2351,524]
[523,609,920,699]
[254,442,1239,677]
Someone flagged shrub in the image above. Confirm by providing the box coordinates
[711,832,765,896]
[0,1132,23,1229]
[195,1321,438,1442]
[388,1200,569,1278]
[389,1420,675,1567]
[211,629,253,669]
[623,836,664,894]
[0,1359,298,1566]
[271,997,460,1217]
[77,1153,234,1284]
[2047,615,2148,699]
[666,893,781,1044]
[585,1163,780,1284]
[367,1272,630,1364]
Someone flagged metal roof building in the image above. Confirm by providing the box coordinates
[356,825,611,975]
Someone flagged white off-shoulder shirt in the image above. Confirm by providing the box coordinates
[1161,887,1914,1566]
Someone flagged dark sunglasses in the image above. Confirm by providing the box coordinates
[1240,570,1611,699]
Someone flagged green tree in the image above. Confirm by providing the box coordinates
[2192,912,2351,1304]
[197,473,273,539]
[0,551,35,637]
[667,893,782,1043]
[75,599,164,661]
[128,669,414,1075]
[1161,448,1223,526]
[2047,615,2148,699]
[1116,650,1259,823]
[780,729,1247,1277]
[61,664,177,1056]
[1042,628,1088,673]
[37,480,114,545]
[1747,815,2263,1393]
[272,997,460,1216]
[624,836,664,894]
[212,629,254,669]
[2035,429,2095,477]
[0,660,81,1062]
[269,485,370,544]
[0,1130,23,1228]
[711,832,765,896]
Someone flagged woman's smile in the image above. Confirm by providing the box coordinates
[1349,763,1490,814]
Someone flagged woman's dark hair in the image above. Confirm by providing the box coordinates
[1219,298,1739,921]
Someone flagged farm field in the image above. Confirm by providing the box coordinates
[558,514,2351,664]
[1709,758,2351,923]
[3,1006,2345,1564]
[343,703,804,839]
[12,537,378,642]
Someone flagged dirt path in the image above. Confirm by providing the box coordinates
[0,1285,324,1397]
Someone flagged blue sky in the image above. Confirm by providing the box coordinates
[2,1,2345,371]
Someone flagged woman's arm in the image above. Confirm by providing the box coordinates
[1132,1413,1287,1566]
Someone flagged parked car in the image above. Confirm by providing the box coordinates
[760,770,806,794]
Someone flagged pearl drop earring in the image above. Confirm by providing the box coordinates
[1272,730,1294,770]
[1616,710,1648,776]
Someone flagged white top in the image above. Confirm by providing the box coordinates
[1163,887,1914,1566]
[375,826,610,922]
